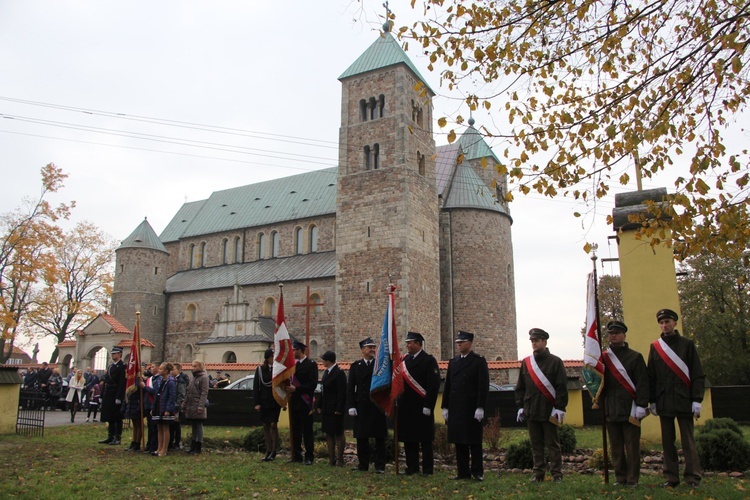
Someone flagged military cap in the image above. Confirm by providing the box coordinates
[529,328,549,340]
[292,340,307,351]
[656,308,678,322]
[606,320,628,334]
[320,350,336,362]
[455,331,474,342]
[264,348,274,359]
[405,331,425,343]
[111,346,123,354]
[359,337,376,349]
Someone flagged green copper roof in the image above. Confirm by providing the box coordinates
[160,168,338,242]
[119,218,168,253]
[442,160,509,216]
[339,32,434,95]
[457,125,500,163]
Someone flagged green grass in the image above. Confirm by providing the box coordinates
[0,423,746,499]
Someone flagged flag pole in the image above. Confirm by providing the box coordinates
[591,250,609,484]
[136,311,145,451]
[280,283,295,460]
[389,280,400,475]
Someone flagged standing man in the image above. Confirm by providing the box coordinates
[515,328,568,483]
[397,332,441,476]
[442,331,489,481]
[317,351,347,467]
[648,308,705,489]
[348,337,387,473]
[98,346,126,445]
[601,321,649,487]
[287,340,318,465]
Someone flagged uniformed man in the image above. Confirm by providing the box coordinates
[647,308,705,489]
[601,320,649,486]
[98,346,126,445]
[287,340,318,465]
[515,328,568,482]
[441,331,489,481]
[347,337,388,473]
[397,332,441,476]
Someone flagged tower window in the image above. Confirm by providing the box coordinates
[154,267,159,275]
[185,304,197,322]
[369,97,377,120]
[373,144,380,169]
[378,94,385,118]
[364,146,371,171]
[120,264,124,273]
[360,99,368,122]
[418,151,426,177]
[188,244,195,268]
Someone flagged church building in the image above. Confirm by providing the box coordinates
[109,27,517,365]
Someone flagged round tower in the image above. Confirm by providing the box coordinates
[111,218,169,358]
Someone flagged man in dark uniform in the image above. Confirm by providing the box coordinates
[37,362,52,408]
[397,332,441,476]
[601,320,649,487]
[288,340,318,465]
[515,328,568,483]
[647,308,705,489]
[98,346,126,445]
[348,337,388,473]
[442,331,489,481]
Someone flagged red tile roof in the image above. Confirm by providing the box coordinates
[117,338,156,348]
[101,314,132,334]
[57,340,77,347]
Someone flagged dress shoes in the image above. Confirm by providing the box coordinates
[472,474,484,482]
[375,469,385,474]
[303,459,313,465]
[662,481,679,488]
[530,476,545,483]
[98,436,114,444]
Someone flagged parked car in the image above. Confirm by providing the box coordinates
[223,375,254,390]
[489,383,516,391]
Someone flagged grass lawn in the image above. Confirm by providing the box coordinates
[0,423,747,499]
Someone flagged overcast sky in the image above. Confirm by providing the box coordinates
[0,1,658,363]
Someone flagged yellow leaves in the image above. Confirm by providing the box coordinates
[731,56,742,74]
[437,117,447,128]
[583,242,593,253]
[447,130,457,143]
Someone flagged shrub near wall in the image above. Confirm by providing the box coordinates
[696,418,750,471]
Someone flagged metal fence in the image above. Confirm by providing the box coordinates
[17,388,46,437]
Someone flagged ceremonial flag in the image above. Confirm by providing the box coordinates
[272,290,296,407]
[582,272,605,407]
[370,284,404,416]
[125,316,141,397]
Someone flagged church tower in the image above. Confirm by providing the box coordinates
[335,25,441,359]
[111,218,169,357]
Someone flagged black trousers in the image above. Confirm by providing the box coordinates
[291,410,314,461]
[356,437,386,471]
[455,443,483,477]
[404,441,433,474]
[107,417,123,438]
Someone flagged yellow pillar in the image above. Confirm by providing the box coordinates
[614,189,712,442]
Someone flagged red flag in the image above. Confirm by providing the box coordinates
[370,284,404,416]
[125,317,141,397]
[272,290,296,407]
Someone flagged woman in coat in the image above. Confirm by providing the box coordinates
[66,369,86,422]
[153,362,176,457]
[253,348,281,461]
[183,359,209,455]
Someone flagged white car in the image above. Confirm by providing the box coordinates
[223,375,254,390]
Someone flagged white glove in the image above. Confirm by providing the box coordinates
[441,408,449,421]
[474,408,484,422]
[551,409,565,423]
[635,406,647,420]
[692,402,702,418]
[348,408,357,417]
[649,403,658,416]
[115,399,121,405]
[516,408,524,422]
[422,407,431,416]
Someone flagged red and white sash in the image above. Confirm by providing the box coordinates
[652,338,691,389]
[402,356,427,398]
[603,349,638,420]
[524,355,556,405]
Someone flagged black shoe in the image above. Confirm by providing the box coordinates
[451,475,470,480]
[375,469,385,474]
[109,437,121,445]
[422,472,433,476]
[662,481,679,488]
[98,436,114,444]
[530,476,545,483]
[473,474,484,482]
[303,459,313,465]
[553,477,563,483]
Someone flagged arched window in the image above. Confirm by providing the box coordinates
[188,243,195,268]
[373,144,380,169]
[271,231,280,258]
[295,227,304,255]
[309,340,318,358]
[183,344,193,362]
[185,304,197,322]
[364,145,371,171]
[309,225,318,253]
[418,151,426,177]
[263,297,276,317]
[223,351,237,363]
[360,99,368,122]
[234,236,242,263]
[258,233,266,260]
[309,293,323,313]
[198,242,206,267]
[222,238,230,264]
[378,94,385,118]
[369,97,377,120]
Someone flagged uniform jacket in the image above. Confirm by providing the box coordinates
[647,331,705,417]
[100,360,126,422]
[397,350,441,443]
[602,342,649,422]
[253,363,280,411]
[514,348,568,421]
[442,350,490,444]
[347,358,387,439]
[290,357,318,414]
[183,370,209,420]
[317,364,347,415]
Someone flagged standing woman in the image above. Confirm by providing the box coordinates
[183,359,209,455]
[153,362,176,457]
[66,369,86,422]
[316,351,347,467]
[253,348,281,461]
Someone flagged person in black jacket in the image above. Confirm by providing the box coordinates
[442,331,489,481]
[98,346,127,445]
[288,341,318,465]
[348,337,387,473]
[397,332,441,476]
[317,351,347,466]
[253,348,281,461]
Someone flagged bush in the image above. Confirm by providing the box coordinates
[559,424,577,454]
[242,427,267,453]
[696,428,750,471]
[505,439,534,469]
[698,417,743,438]
[587,448,612,470]
[483,411,508,452]
[433,423,454,463]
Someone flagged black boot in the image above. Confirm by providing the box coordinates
[98,435,114,444]
[189,441,202,455]
[187,440,196,453]
[109,435,122,445]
